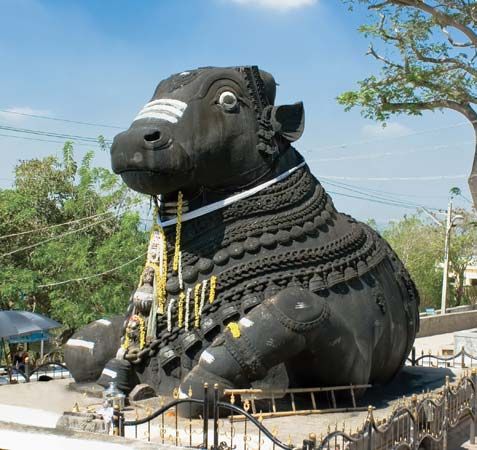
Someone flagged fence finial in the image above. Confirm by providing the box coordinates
[367,405,375,423]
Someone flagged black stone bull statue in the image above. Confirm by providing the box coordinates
[66,66,419,409]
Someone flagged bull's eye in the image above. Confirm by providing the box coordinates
[218,91,238,111]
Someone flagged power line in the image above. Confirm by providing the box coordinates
[313,119,477,153]
[0,109,124,129]
[321,178,446,206]
[320,174,467,182]
[0,216,114,259]
[307,141,473,163]
[37,252,146,288]
[0,211,113,240]
[322,179,440,211]
[0,125,113,145]
[328,190,419,210]
[0,132,97,147]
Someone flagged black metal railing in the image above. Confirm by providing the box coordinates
[115,383,292,449]
[407,346,477,369]
[13,362,71,383]
[112,371,477,450]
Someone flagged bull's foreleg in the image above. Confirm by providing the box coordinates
[179,287,368,414]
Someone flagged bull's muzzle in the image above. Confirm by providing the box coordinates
[110,125,192,195]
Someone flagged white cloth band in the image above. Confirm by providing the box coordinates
[159,161,306,228]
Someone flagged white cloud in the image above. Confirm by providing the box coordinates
[227,0,316,11]
[361,122,412,139]
[0,106,52,123]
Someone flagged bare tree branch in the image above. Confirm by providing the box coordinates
[409,42,477,78]
[382,99,477,125]
[371,0,477,46]
[441,26,473,48]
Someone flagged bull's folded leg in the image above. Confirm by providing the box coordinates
[178,287,362,416]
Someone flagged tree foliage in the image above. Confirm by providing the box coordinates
[382,210,477,309]
[0,143,147,330]
[339,1,477,125]
[338,1,477,202]
[383,215,444,309]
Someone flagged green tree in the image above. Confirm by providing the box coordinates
[382,214,444,309]
[0,143,147,331]
[338,1,477,202]
[448,208,477,305]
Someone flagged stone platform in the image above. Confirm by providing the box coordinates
[0,361,473,449]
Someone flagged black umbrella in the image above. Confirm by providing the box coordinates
[0,310,61,339]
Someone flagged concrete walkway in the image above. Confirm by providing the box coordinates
[0,421,161,449]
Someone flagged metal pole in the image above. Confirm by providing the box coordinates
[441,199,452,315]
[471,369,477,445]
[203,383,209,450]
[213,384,219,450]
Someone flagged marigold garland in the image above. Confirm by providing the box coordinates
[172,191,183,273]
[121,333,130,350]
[138,316,146,349]
[178,291,185,328]
[209,275,217,304]
[194,283,201,329]
[227,322,241,339]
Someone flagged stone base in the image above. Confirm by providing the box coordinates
[129,383,157,402]
[67,381,104,399]
[56,411,106,434]
[454,329,477,355]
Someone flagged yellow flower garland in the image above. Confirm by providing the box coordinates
[194,283,201,328]
[178,291,185,328]
[173,191,183,272]
[209,275,217,303]
[122,333,130,350]
[227,322,241,339]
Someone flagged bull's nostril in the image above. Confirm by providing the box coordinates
[144,131,161,143]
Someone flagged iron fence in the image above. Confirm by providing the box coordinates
[8,362,71,383]
[113,372,477,450]
[407,346,477,369]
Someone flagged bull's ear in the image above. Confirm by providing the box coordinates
[270,102,305,142]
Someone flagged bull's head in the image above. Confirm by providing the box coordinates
[111,66,304,196]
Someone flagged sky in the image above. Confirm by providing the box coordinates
[0,0,474,225]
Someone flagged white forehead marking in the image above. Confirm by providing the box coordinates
[180,71,190,76]
[133,98,188,124]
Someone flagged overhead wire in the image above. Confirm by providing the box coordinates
[0,211,113,240]
[306,141,474,163]
[37,252,146,288]
[327,190,421,210]
[0,109,123,129]
[0,132,99,147]
[313,119,477,153]
[0,125,113,145]
[319,174,467,182]
[0,215,114,259]
[321,179,440,211]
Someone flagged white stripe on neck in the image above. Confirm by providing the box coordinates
[159,161,306,228]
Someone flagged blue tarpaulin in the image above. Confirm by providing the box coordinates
[8,331,50,343]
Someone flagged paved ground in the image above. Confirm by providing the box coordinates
[414,331,456,355]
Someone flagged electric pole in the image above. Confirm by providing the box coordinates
[440,199,452,315]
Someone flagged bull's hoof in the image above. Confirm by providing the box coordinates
[177,365,234,418]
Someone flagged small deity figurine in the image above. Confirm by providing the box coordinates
[122,314,145,353]
[132,266,155,316]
